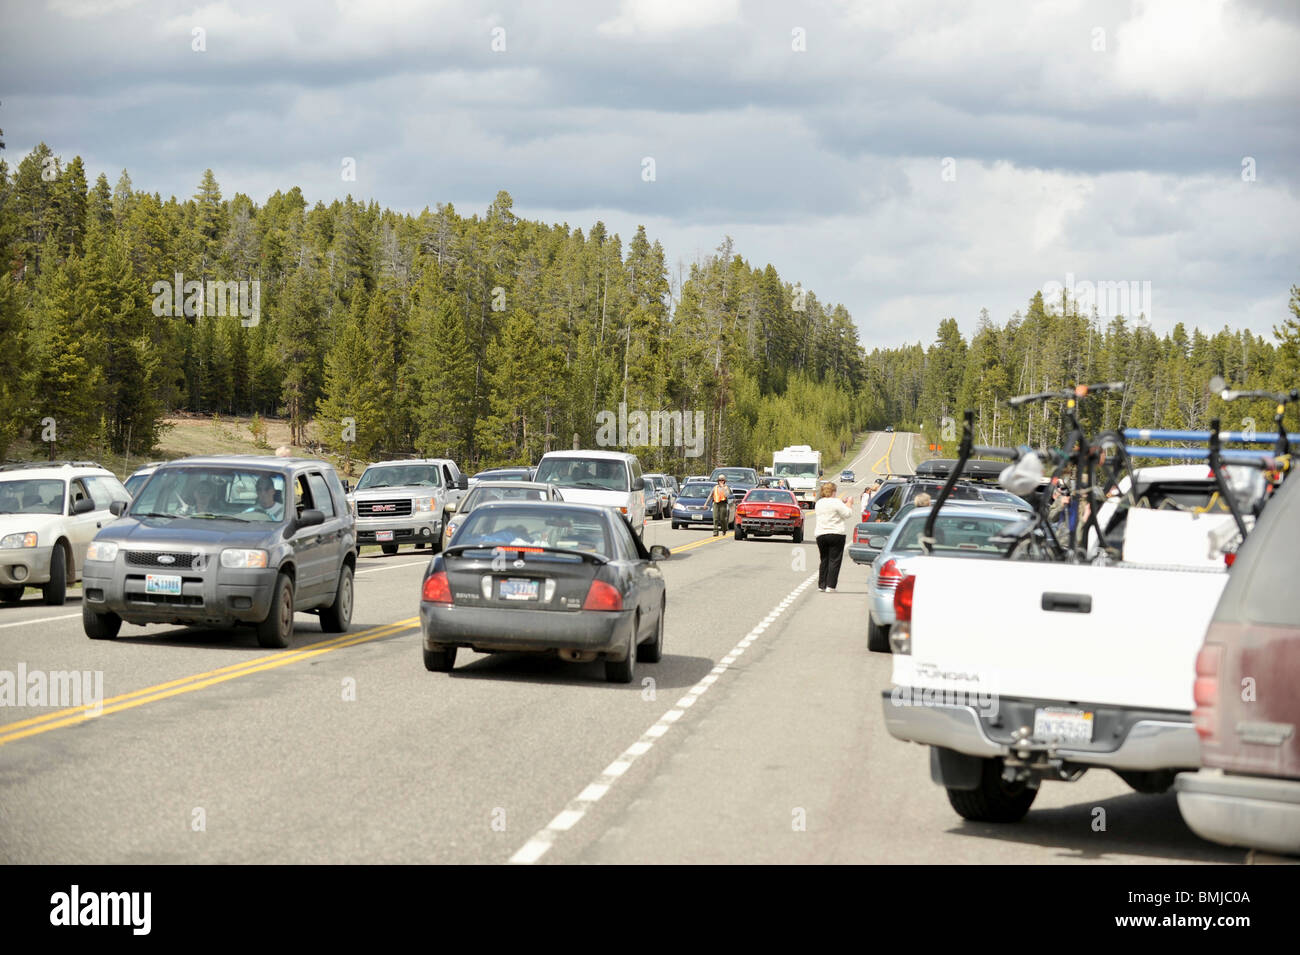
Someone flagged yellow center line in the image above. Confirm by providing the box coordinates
[871,430,898,476]
[668,533,733,555]
[0,618,418,746]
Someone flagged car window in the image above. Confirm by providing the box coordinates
[84,475,130,510]
[893,514,1016,553]
[324,469,347,511]
[456,506,611,555]
[680,483,712,497]
[307,473,335,518]
[535,457,631,492]
[68,479,90,512]
[747,490,796,504]
[357,465,442,490]
[608,514,640,560]
[133,468,286,522]
[0,479,66,515]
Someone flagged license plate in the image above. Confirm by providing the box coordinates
[762,510,776,517]
[145,574,182,596]
[499,578,539,601]
[375,530,394,542]
[1033,707,1093,743]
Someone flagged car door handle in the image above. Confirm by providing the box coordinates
[1041,592,1091,614]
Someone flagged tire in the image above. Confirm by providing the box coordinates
[734,526,745,540]
[793,526,804,544]
[0,586,23,603]
[945,758,1038,823]
[83,601,122,640]
[671,522,680,530]
[867,616,891,652]
[639,599,664,663]
[423,646,457,672]
[380,543,399,556]
[319,563,353,633]
[42,542,67,605]
[414,540,426,550]
[256,573,295,649]
[605,616,637,683]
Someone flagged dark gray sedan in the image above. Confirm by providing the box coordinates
[420,501,669,683]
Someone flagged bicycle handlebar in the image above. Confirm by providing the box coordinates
[1006,382,1126,408]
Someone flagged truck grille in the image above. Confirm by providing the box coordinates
[126,551,196,569]
[358,499,412,518]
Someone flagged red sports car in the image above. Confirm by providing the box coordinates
[734,489,804,542]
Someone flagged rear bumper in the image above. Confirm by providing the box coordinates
[881,690,1199,771]
[738,517,800,535]
[1175,770,1300,855]
[421,602,634,658]
[0,545,54,587]
[847,544,875,564]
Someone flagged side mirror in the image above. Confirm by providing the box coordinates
[648,544,671,561]
[109,501,128,517]
[296,509,325,529]
[456,475,468,491]
[72,497,95,514]
[341,479,351,494]
[635,477,647,491]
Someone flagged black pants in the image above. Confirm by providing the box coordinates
[817,533,846,589]
[713,501,729,534]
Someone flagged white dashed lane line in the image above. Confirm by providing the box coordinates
[508,573,818,865]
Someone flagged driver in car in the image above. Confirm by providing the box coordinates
[243,476,284,520]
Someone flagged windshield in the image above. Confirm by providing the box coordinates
[357,465,443,490]
[130,467,286,522]
[535,457,630,492]
[773,462,816,478]
[454,506,610,555]
[680,483,713,498]
[461,485,552,512]
[746,490,797,504]
[893,514,1016,553]
[712,468,756,483]
[0,479,66,515]
[472,470,530,482]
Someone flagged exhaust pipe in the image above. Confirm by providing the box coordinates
[557,649,597,663]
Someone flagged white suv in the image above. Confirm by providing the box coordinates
[533,450,648,538]
[0,462,131,605]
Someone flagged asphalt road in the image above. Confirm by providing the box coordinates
[0,432,1247,864]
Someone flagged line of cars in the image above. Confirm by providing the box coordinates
[862,447,1299,856]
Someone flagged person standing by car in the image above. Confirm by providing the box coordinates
[814,481,855,592]
[710,475,730,536]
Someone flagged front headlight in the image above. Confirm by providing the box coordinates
[0,532,38,549]
[221,549,269,569]
[413,497,435,513]
[86,541,119,562]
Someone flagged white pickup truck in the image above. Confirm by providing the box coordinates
[880,470,1240,822]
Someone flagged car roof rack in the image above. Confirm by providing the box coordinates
[0,460,105,472]
[914,458,1006,483]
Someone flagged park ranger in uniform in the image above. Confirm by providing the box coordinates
[711,475,730,536]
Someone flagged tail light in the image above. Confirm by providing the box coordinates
[1224,551,1236,567]
[1193,643,1222,739]
[862,510,872,522]
[853,526,865,544]
[877,558,903,590]
[582,579,623,611]
[894,575,915,623]
[422,571,452,604]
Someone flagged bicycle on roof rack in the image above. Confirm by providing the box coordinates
[925,382,1131,562]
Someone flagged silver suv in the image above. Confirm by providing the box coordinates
[0,462,131,606]
[81,456,355,648]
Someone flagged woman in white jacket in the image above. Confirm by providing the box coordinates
[813,481,855,592]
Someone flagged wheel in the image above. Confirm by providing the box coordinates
[83,601,122,640]
[414,540,426,550]
[867,616,891,652]
[380,543,398,556]
[671,522,680,530]
[42,542,67,605]
[0,586,23,603]
[423,646,457,672]
[734,526,745,540]
[793,526,804,544]
[945,758,1038,823]
[256,573,295,649]
[639,599,664,663]
[319,563,353,633]
[605,616,637,683]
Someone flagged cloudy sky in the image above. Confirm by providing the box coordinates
[3,0,1298,348]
